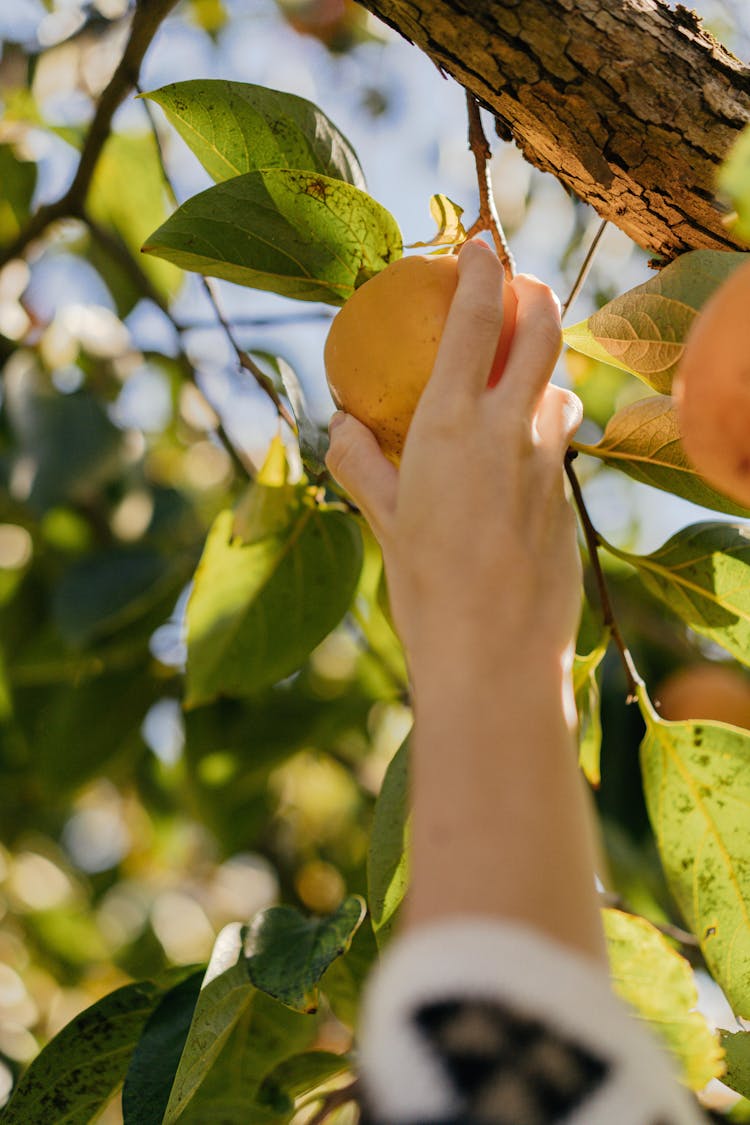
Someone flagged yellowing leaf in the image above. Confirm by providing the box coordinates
[604,908,724,1090]
[409,193,467,248]
[638,688,750,1018]
[573,630,609,787]
[607,523,750,667]
[719,124,750,244]
[564,250,750,393]
[575,396,750,517]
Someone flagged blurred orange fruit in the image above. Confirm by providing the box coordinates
[674,257,750,508]
[655,662,750,729]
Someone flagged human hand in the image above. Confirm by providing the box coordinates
[326,240,582,690]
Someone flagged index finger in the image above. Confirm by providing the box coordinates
[421,240,506,408]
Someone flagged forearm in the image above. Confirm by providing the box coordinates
[403,647,608,965]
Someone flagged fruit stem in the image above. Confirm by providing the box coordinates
[465,93,516,279]
[564,452,643,700]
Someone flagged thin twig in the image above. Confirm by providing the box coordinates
[561,218,609,322]
[600,894,699,947]
[84,214,253,480]
[306,1080,360,1125]
[137,85,298,431]
[0,0,180,269]
[465,93,515,278]
[564,452,643,699]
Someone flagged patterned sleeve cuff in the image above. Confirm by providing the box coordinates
[357,918,707,1124]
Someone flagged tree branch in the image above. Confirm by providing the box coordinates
[0,0,179,268]
[465,93,515,277]
[355,0,750,259]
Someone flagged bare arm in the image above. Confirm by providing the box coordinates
[327,240,606,965]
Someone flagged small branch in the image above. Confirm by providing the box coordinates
[137,86,298,432]
[465,93,515,278]
[564,452,643,699]
[306,1080,360,1125]
[0,0,180,269]
[561,219,609,323]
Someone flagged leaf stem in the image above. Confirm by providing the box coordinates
[564,452,643,699]
[561,218,608,323]
[465,93,515,278]
[136,86,298,432]
[306,1080,360,1124]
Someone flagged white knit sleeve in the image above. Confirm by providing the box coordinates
[356,918,708,1124]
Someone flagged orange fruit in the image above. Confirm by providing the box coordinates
[674,257,750,507]
[655,663,750,729]
[324,253,517,463]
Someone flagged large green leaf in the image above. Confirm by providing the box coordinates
[256,1051,351,1115]
[564,250,749,393]
[719,124,750,244]
[604,908,723,1090]
[1,975,188,1125]
[638,689,750,1017]
[246,896,365,1012]
[163,925,255,1123]
[122,970,203,1125]
[722,1031,750,1099]
[142,169,402,305]
[177,995,315,1124]
[367,738,409,947]
[574,396,750,517]
[144,80,365,189]
[573,631,609,787]
[185,494,363,707]
[320,915,379,1028]
[88,131,182,302]
[606,522,750,666]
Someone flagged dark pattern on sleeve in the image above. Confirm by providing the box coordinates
[411,997,609,1123]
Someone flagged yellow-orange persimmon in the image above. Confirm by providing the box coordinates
[655,663,750,729]
[324,253,517,463]
[674,257,750,508]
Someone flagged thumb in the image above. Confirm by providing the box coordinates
[326,412,398,541]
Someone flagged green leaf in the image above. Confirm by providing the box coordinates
[122,970,203,1125]
[719,124,750,244]
[603,908,724,1090]
[638,689,750,1017]
[0,144,36,248]
[177,994,315,1124]
[367,738,409,947]
[573,631,609,787]
[142,169,402,306]
[321,915,379,1028]
[563,250,750,393]
[185,496,363,707]
[408,194,467,248]
[606,523,750,666]
[575,396,750,517]
[52,548,172,649]
[246,896,365,1012]
[1,975,188,1125]
[88,131,182,303]
[5,375,124,515]
[721,1030,750,1099]
[163,925,255,1124]
[257,1050,350,1114]
[143,80,365,189]
[274,357,329,479]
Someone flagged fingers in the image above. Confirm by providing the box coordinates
[326,412,398,541]
[422,240,506,407]
[535,384,583,460]
[496,274,563,416]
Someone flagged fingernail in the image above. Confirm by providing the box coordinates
[329,411,348,433]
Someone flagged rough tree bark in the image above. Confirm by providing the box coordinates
[356,0,750,259]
